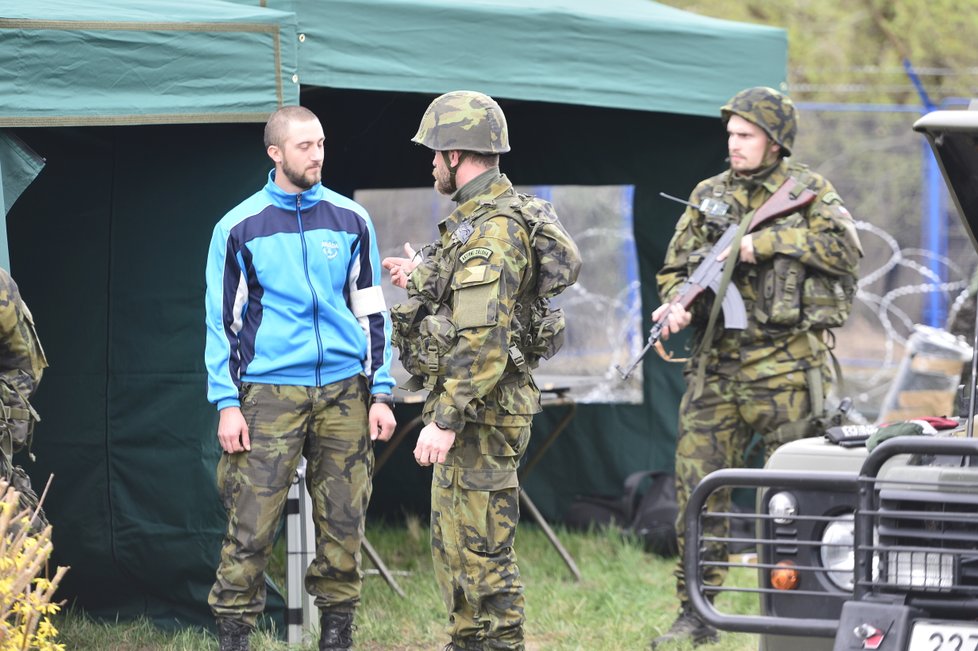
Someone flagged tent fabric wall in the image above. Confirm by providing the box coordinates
[8,124,283,628]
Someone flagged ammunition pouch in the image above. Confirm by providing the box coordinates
[756,255,802,326]
[390,297,427,376]
[417,315,457,388]
[391,298,457,390]
[0,456,49,535]
[768,417,816,446]
[0,380,39,454]
[755,255,855,331]
[802,273,855,328]
[512,302,566,371]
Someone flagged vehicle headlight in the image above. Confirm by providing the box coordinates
[768,491,798,525]
[820,514,856,590]
[820,513,879,591]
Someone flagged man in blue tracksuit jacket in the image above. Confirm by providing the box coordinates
[204,105,396,651]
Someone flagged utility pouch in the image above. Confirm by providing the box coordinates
[416,315,458,384]
[521,305,566,366]
[8,463,49,534]
[0,379,38,453]
[768,417,816,446]
[758,255,803,326]
[390,298,429,378]
[803,273,854,328]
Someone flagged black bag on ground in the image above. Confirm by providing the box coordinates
[563,470,678,557]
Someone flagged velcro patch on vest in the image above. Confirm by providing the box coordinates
[460,247,492,264]
[457,264,488,285]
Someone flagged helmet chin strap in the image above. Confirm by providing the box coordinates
[441,150,467,192]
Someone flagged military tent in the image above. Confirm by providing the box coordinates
[0,0,785,628]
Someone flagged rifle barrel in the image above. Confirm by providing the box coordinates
[659,192,698,209]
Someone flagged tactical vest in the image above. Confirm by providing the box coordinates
[705,166,858,334]
[391,192,581,390]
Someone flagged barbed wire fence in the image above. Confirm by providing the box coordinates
[798,104,978,419]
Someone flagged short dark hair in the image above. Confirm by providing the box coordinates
[464,152,500,169]
[264,106,319,149]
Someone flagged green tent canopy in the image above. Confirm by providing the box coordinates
[0,0,786,631]
[0,0,299,126]
[290,0,784,117]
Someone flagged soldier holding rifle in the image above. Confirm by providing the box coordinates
[650,87,862,649]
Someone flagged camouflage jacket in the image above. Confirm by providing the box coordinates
[405,173,542,431]
[656,158,862,378]
[0,268,47,453]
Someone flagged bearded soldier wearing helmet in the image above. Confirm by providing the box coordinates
[383,91,580,651]
[650,87,862,649]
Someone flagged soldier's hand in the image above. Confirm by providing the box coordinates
[382,242,420,289]
[369,403,396,442]
[414,422,455,466]
[717,233,755,264]
[652,302,691,339]
[217,406,250,453]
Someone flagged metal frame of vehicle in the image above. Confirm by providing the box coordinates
[685,436,978,651]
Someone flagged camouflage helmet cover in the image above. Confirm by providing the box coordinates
[721,86,797,156]
[412,90,511,154]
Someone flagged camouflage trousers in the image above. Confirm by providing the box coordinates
[209,375,373,626]
[430,420,530,651]
[673,368,816,603]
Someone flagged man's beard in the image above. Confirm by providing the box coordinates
[433,165,454,196]
[282,159,321,191]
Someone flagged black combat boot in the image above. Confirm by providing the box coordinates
[319,609,355,651]
[650,603,719,649]
[216,618,251,651]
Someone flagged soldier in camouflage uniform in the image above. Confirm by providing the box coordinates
[0,267,47,532]
[204,106,397,651]
[650,87,862,649]
[382,91,580,651]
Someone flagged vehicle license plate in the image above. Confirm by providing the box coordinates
[909,622,978,651]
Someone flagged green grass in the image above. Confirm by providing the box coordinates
[52,519,761,650]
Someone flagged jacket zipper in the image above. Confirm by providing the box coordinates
[296,194,324,385]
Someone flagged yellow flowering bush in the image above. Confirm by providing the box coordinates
[0,480,68,650]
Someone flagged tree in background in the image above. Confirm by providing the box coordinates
[658,0,978,104]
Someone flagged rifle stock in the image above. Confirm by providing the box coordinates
[616,178,817,380]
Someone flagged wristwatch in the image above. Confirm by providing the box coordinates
[370,393,394,406]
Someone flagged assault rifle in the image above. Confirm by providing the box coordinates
[616,178,817,380]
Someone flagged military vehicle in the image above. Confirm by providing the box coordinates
[683,105,978,651]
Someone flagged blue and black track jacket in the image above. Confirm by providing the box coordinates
[205,170,394,410]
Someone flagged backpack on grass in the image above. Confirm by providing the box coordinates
[563,470,679,557]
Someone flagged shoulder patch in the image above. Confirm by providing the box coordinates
[460,247,493,264]
[821,191,842,205]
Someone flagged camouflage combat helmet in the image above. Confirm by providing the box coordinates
[721,87,797,156]
[412,90,510,154]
